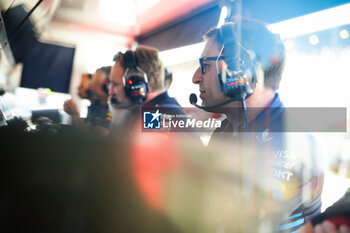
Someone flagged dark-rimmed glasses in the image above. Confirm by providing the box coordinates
[199,56,224,74]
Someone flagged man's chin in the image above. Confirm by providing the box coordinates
[202,97,240,113]
[109,97,135,109]
[200,101,225,114]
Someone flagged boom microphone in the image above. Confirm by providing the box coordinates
[189,93,237,110]
[190,93,248,127]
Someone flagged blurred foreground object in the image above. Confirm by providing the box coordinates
[0,129,179,233]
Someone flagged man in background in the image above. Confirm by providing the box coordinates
[77,73,92,99]
[64,67,112,135]
[108,45,184,131]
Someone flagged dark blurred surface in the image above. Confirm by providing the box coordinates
[0,129,179,233]
[2,4,37,63]
[31,109,61,124]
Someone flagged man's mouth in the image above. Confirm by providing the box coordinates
[109,95,116,101]
[199,90,206,99]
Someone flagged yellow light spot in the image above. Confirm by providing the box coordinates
[340,29,349,39]
[309,35,319,45]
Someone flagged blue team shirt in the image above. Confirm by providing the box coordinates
[209,93,324,232]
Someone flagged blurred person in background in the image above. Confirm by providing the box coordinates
[63,72,92,124]
[64,67,112,136]
[191,18,324,232]
[77,73,93,99]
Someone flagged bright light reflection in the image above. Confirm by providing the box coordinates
[269,3,350,39]
[159,42,205,66]
[99,0,136,25]
[136,0,161,15]
[309,35,319,45]
[340,29,349,39]
[284,40,295,50]
[217,6,228,27]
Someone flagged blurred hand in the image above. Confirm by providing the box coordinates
[300,221,350,233]
[63,99,79,117]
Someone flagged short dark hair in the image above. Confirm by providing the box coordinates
[98,66,112,80]
[113,45,164,92]
[204,18,285,91]
[164,68,173,90]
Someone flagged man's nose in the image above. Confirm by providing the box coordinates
[108,85,113,95]
[108,84,116,96]
[192,67,203,84]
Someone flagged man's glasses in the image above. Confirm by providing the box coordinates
[199,56,224,74]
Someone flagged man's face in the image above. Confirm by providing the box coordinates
[109,62,132,107]
[192,37,229,109]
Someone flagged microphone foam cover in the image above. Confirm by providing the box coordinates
[189,94,197,105]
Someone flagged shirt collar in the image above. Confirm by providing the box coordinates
[142,92,169,107]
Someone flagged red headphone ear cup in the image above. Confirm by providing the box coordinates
[218,23,257,100]
[124,76,148,104]
[102,79,109,94]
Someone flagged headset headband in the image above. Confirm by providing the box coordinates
[219,23,241,71]
[123,50,138,69]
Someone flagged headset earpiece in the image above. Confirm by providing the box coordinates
[102,78,109,94]
[122,51,149,104]
[124,75,148,104]
[218,22,257,101]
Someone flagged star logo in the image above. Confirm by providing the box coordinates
[143,109,161,129]
[150,109,161,123]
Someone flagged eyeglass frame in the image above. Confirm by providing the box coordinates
[199,56,225,75]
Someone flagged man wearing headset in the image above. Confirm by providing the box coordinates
[108,45,184,131]
[191,18,327,232]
